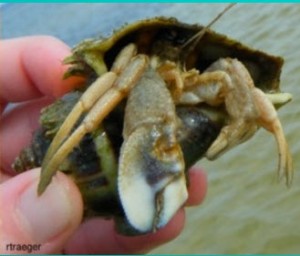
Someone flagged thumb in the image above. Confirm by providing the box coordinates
[0,168,83,254]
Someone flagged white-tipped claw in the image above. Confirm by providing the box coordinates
[118,126,187,232]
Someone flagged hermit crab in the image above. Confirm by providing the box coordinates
[13,14,293,235]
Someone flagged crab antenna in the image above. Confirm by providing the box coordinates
[181,3,236,54]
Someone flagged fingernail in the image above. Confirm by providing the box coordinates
[17,175,72,243]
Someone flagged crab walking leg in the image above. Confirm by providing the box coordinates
[180,69,259,156]
[179,70,233,106]
[111,43,137,74]
[42,44,138,168]
[179,67,255,155]
[252,88,293,186]
[156,61,184,102]
[205,59,269,158]
[38,54,149,195]
[180,58,293,185]
[204,60,293,185]
[42,72,117,167]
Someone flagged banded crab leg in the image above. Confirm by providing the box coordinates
[38,44,149,195]
[179,58,293,186]
[42,44,137,166]
[41,73,117,168]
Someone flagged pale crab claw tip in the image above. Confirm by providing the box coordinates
[119,174,156,232]
[119,174,188,232]
[156,175,188,229]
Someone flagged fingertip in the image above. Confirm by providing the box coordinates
[0,36,84,104]
[186,166,207,206]
[21,36,84,97]
[64,209,186,254]
[0,169,83,254]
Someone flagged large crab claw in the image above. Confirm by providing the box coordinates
[118,68,187,232]
[119,126,187,232]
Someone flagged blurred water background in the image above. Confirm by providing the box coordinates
[2,3,300,254]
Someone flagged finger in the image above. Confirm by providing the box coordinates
[0,168,83,254]
[0,172,12,184]
[185,166,208,206]
[0,97,52,174]
[64,209,185,254]
[0,171,12,184]
[0,36,83,107]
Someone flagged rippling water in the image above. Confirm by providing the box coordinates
[3,3,300,254]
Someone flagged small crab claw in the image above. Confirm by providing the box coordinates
[118,125,188,233]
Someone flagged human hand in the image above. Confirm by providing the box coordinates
[0,36,207,254]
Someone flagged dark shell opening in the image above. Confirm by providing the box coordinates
[102,18,283,93]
